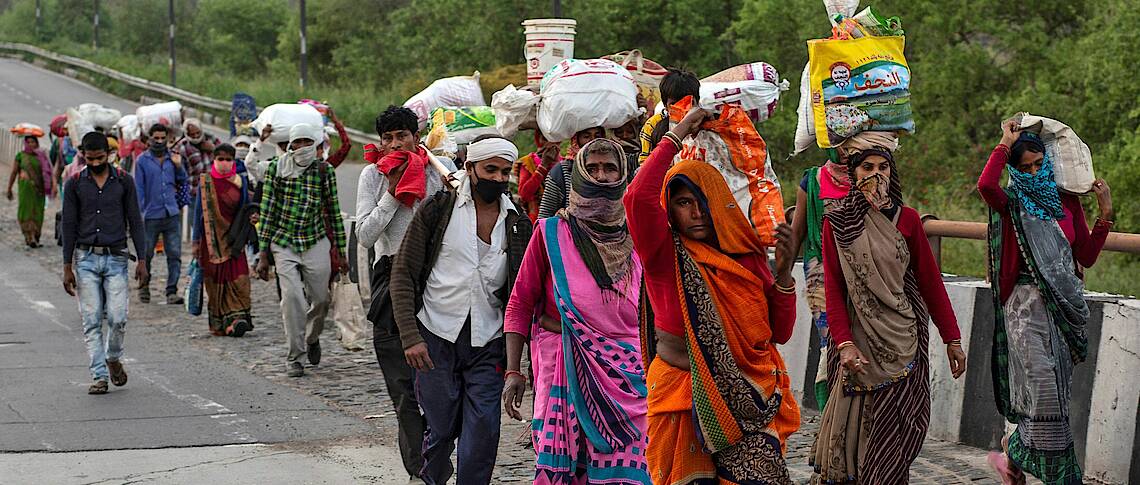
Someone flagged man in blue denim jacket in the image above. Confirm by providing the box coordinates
[60,132,149,395]
[134,123,188,305]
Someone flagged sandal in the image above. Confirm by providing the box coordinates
[988,452,1019,485]
[88,380,109,395]
[107,360,128,387]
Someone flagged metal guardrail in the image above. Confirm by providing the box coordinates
[922,216,1140,257]
[0,42,385,150]
[785,205,1139,269]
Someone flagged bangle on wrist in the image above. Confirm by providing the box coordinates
[504,369,525,381]
[774,281,796,294]
[836,341,855,351]
[948,339,962,347]
[663,132,682,148]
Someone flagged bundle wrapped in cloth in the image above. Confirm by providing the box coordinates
[404,73,486,131]
[700,61,789,123]
[491,84,538,138]
[537,58,640,141]
[136,101,183,137]
[1010,112,1095,194]
[251,104,325,145]
[67,103,122,140]
[669,96,785,246]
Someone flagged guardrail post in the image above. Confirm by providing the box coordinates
[921,214,942,268]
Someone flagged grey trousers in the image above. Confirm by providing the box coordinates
[271,238,332,365]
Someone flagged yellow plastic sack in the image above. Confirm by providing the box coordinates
[808,35,913,148]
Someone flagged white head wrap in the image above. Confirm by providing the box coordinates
[276,123,325,179]
[465,137,518,164]
[182,118,203,140]
[231,135,254,147]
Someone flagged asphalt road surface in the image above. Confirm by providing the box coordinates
[0,58,367,216]
[0,57,405,484]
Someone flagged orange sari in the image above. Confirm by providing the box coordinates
[647,160,799,484]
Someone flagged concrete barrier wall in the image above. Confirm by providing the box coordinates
[778,265,1140,484]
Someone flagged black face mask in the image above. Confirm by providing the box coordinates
[150,140,166,154]
[471,171,507,203]
[88,163,109,175]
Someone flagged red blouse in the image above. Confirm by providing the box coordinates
[821,207,961,346]
[976,145,1111,303]
[623,140,797,343]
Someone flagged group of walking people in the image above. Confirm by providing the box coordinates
[28,60,1115,484]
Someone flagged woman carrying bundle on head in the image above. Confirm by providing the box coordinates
[980,120,1113,485]
[7,134,54,248]
[810,143,967,484]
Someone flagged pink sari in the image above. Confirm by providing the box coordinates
[530,218,650,484]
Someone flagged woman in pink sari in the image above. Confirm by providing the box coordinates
[504,138,650,484]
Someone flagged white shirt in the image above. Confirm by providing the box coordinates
[417,174,511,347]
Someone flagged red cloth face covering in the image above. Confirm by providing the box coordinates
[371,145,429,207]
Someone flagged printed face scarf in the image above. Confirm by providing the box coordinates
[558,138,633,292]
[1008,132,1064,221]
[827,148,903,246]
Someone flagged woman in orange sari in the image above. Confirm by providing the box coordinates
[624,108,800,484]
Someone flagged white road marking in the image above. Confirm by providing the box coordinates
[139,373,256,443]
[2,281,70,331]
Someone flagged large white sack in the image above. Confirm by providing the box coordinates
[136,101,183,137]
[491,85,539,138]
[700,61,789,123]
[700,79,789,123]
[115,115,140,142]
[538,59,639,142]
[792,63,816,155]
[67,103,122,140]
[404,73,486,132]
[251,104,325,145]
[1015,113,1096,194]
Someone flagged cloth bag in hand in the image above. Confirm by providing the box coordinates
[185,259,203,316]
[331,274,370,351]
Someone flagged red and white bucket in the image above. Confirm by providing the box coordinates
[522,18,577,89]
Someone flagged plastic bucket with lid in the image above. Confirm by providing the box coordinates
[522,18,577,89]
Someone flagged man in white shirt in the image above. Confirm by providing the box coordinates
[389,136,532,485]
[355,106,453,483]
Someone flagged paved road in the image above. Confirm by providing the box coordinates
[0,58,366,215]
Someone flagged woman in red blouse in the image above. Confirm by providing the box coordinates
[980,120,1113,485]
[810,146,967,484]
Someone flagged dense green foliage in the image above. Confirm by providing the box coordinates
[0,0,1136,293]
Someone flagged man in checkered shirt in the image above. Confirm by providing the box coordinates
[255,123,348,378]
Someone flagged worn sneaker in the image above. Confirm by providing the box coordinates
[166,293,184,305]
[88,380,109,395]
[139,287,151,304]
[307,341,321,366]
[107,360,128,387]
[286,362,304,377]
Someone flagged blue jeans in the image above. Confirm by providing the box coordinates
[144,214,182,295]
[76,250,130,380]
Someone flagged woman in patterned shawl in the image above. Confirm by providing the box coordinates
[624,107,800,484]
[979,121,1113,485]
[192,144,255,337]
[810,146,966,484]
[503,138,651,484]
